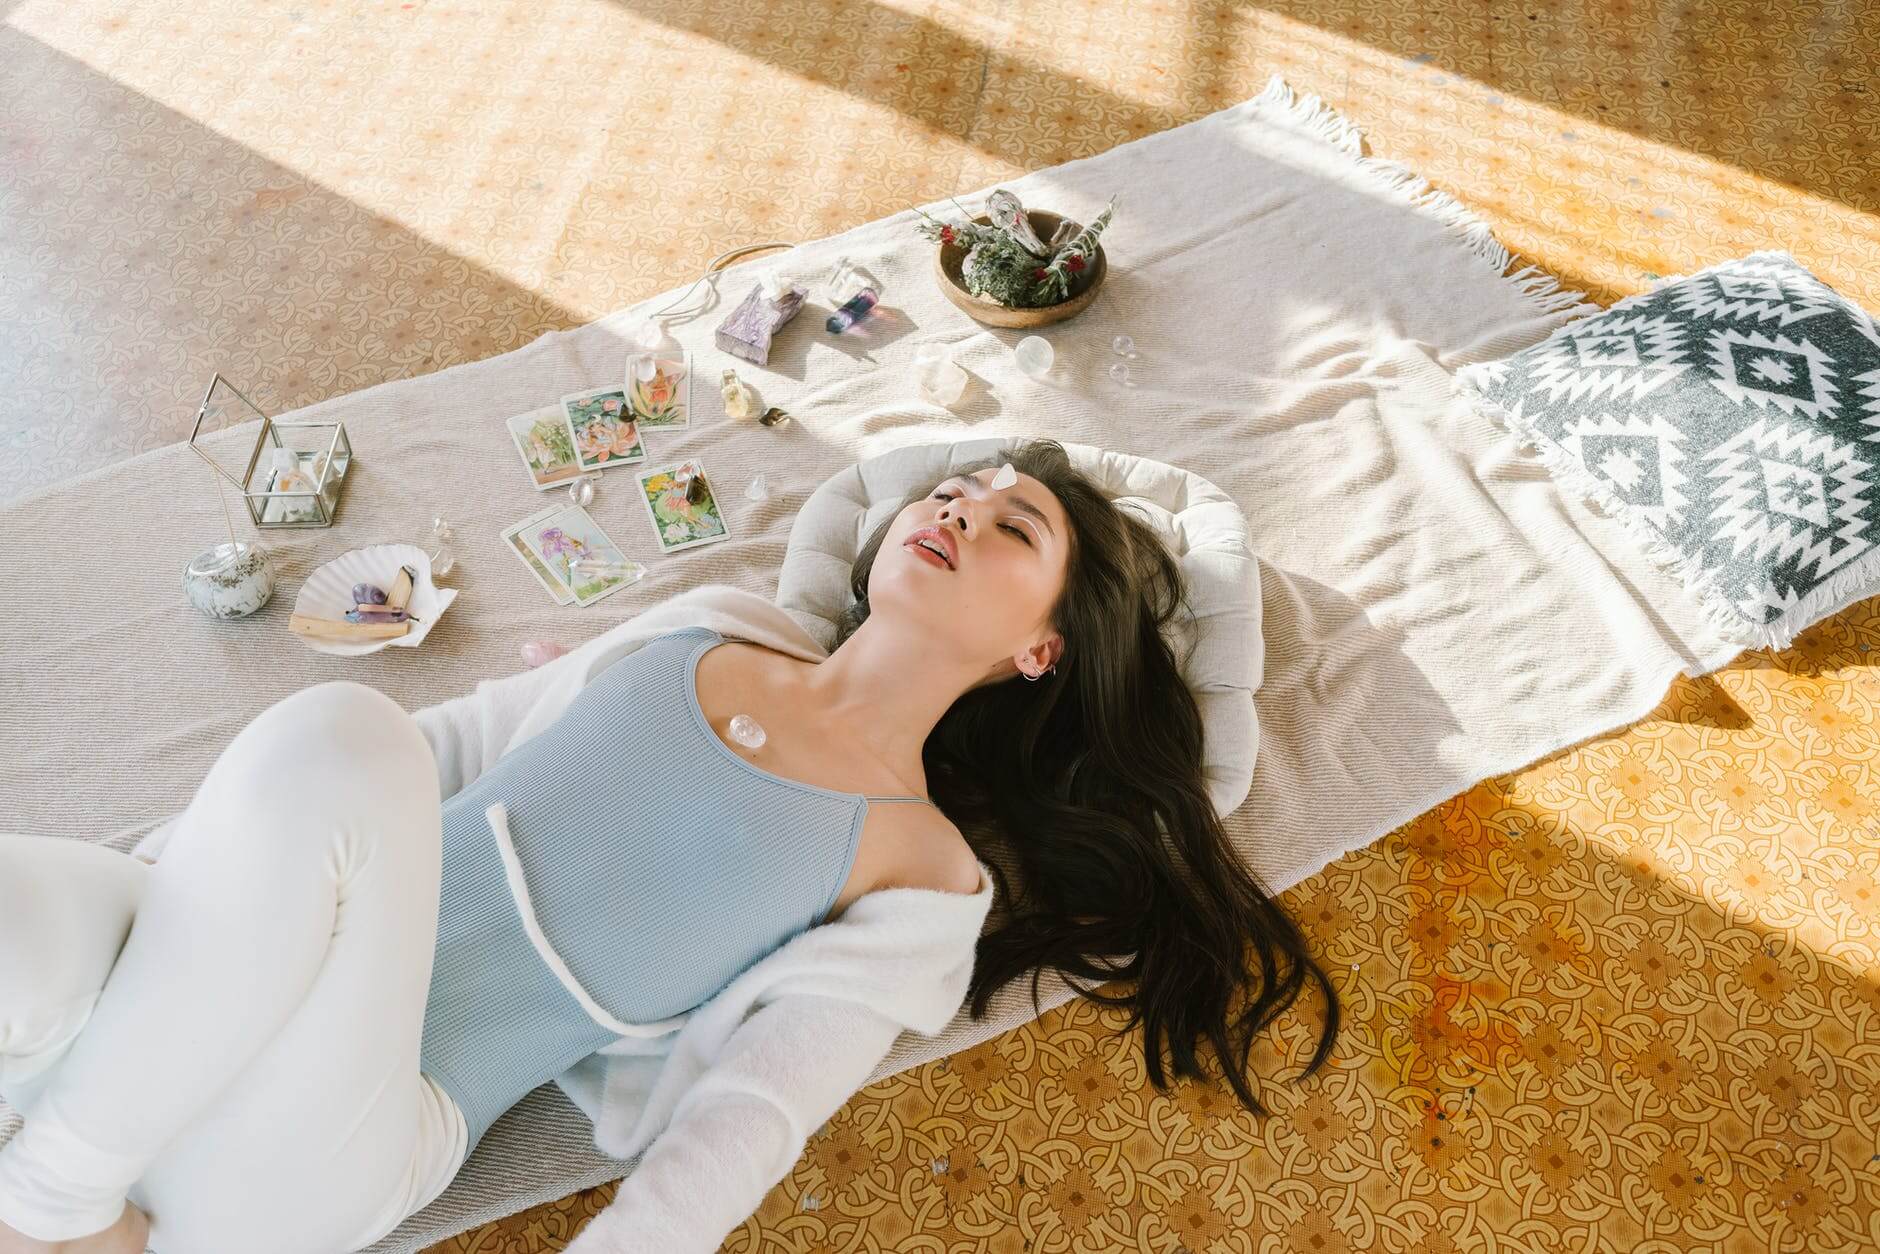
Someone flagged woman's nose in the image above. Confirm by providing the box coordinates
[938,499,976,535]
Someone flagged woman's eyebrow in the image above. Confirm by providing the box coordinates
[1006,496,1055,538]
[945,475,1057,539]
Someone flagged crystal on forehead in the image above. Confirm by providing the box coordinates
[990,462,1018,491]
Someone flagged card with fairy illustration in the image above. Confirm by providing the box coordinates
[560,386,646,471]
[635,458,730,555]
[626,353,690,429]
[506,404,583,489]
[511,503,639,606]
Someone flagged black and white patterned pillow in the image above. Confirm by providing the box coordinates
[1456,250,1880,653]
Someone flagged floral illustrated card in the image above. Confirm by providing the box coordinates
[627,353,690,429]
[560,386,646,471]
[636,458,730,555]
[511,503,641,606]
[505,404,583,490]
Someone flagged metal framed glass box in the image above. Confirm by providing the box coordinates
[187,373,352,528]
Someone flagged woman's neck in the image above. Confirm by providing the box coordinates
[776,618,977,787]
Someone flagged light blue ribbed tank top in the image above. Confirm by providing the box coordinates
[417,625,934,1152]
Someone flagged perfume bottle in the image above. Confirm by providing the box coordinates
[720,368,756,419]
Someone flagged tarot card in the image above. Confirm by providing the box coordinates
[627,352,690,429]
[502,506,574,604]
[560,386,646,471]
[635,458,731,555]
[515,503,640,607]
[505,404,583,489]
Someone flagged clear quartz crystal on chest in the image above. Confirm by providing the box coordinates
[727,713,767,749]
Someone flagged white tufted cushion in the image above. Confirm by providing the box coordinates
[774,438,1263,819]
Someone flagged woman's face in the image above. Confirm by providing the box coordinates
[871,465,1073,679]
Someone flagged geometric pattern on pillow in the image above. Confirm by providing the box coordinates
[1456,250,1880,653]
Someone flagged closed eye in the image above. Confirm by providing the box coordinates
[930,490,1033,546]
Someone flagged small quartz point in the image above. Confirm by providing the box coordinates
[727,713,767,749]
[745,472,771,502]
[990,462,1018,490]
[429,518,456,577]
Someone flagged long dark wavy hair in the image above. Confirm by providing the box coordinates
[833,438,1339,1116]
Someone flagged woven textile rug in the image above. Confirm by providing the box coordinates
[0,77,1755,1251]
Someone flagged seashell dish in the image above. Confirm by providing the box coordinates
[290,542,458,657]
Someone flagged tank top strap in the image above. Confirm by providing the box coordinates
[863,794,939,808]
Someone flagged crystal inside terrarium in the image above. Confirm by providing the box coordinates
[247,417,349,526]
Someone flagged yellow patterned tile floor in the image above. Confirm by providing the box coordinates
[4,1,1878,1250]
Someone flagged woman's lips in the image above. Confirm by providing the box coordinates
[905,539,952,569]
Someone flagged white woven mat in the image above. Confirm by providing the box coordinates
[0,76,1746,1252]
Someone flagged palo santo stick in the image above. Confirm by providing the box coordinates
[289,613,411,641]
[385,565,416,613]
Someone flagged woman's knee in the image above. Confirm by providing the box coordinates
[0,839,147,1097]
[220,682,436,792]
[183,683,438,856]
[0,839,145,993]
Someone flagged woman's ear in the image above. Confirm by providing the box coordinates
[1017,633,1063,676]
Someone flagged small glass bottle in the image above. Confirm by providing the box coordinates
[720,369,756,420]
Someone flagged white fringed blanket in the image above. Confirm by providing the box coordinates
[0,77,1749,1251]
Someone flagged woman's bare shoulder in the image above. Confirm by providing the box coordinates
[876,804,982,897]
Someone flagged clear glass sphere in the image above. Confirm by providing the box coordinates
[1013,335,1054,378]
[1109,361,1136,388]
[1111,334,1139,358]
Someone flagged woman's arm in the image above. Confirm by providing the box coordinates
[563,993,906,1254]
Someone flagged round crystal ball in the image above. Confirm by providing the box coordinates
[1013,335,1054,378]
[1109,362,1136,387]
[1111,334,1139,358]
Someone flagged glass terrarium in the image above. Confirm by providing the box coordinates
[187,373,352,528]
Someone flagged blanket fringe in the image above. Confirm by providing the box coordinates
[1450,370,1879,657]
[1248,75,1604,324]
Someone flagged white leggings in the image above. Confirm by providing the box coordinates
[0,682,470,1253]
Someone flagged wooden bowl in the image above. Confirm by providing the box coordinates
[933,210,1107,328]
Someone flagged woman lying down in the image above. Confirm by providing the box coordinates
[0,439,1339,1254]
